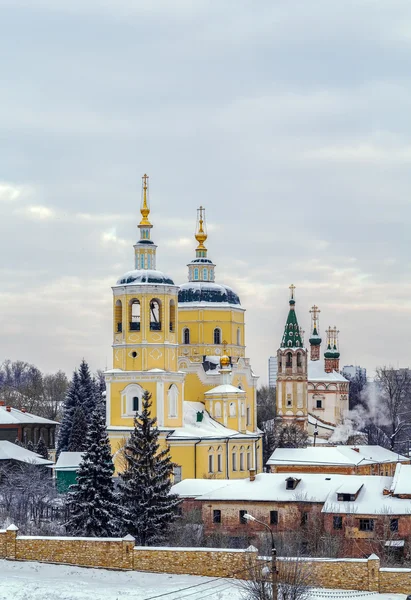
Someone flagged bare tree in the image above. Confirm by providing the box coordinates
[257,386,276,429]
[375,367,411,450]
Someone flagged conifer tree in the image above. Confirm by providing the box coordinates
[35,436,49,460]
[78,359,97,415]
[68,405,88,452]
[66,406,118,536]
[26,440,34,452]
[118,390,180,545]
[57,370,81,457]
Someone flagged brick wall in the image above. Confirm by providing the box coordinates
[2,525,411,594]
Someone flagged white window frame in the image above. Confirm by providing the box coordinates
[168,384,178,418]
[121,383,144,417]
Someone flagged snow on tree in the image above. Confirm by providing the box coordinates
[118,390,180,545]
[57,370,81,457]
[78,359,97,416]
[35,437,49,460]
[26,440,35,452]
[68,405,87,452]
[66,406,118,537]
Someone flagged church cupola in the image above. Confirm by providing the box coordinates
[133,174,157,271]
[309,305,322,361]
[187,206,216,283]
[324,326,340,373]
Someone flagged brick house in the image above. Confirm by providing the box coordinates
[172,464,411,557]
[267,445,409,476]
[0,402,58,448]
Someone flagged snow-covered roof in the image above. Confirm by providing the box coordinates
[173,472,411,515]
[115,268,175,286]
[308,360,348,382]
[267,445,409,467]
[204,384,245,395]
[308,413,335,431]
[390,463,411,496]
[0,405,58,426]
[166,401,258,441]
[178,282,241,307]
[54,452,84,470]
[0,441,53,465]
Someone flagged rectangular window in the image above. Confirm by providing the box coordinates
[240,453,245,471]
[390,518,399,532]
[232,453,237,471]
[246,453,251,471]
[337,493,354,502]
[316,399,322,408]
[333,516,343,530]
[246,406,251,426]
[301,512,308,526]
[208,454,213,474]
[359,519,374,532]
[270,511,278,525]
[213,510,221,524]
[239,510,247,524]
[217,454,222,473]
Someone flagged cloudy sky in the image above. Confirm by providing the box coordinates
[1,0,411,384]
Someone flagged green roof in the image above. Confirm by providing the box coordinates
[281,302,303,348]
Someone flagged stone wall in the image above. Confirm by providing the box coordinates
[2,525,411,594]
[133,546,255,578]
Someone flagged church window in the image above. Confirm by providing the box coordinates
[169,300,175,332]
[183,327,190,344]
[174,466,182,484]
[129,299,141,331]
[246,406,251,426]
[147,253,151,269]
[240,447,245,471]
[140,254,145,269]
[214,328,222,345]
[287,395,292,407]
[217,452,223,473]
[287,341,292,347]
[232,448,237,471]
[194,268,199,280]
[168,384,178,418]
[246,448,251,470]
[316,399,322,409]
[215,402,222,417]
[121,383,143,417]
[286,352,292,368]
[203,268,208,280]
[150,299,162,331]
[210,269,214,280]
[237,328,241,346]
[297,352,302,367]
[132,396,139,412]
[208,454,214,473]
[115,299,122,333]
[229,402,236,417]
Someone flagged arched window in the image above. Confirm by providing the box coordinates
[203,268,208,280]
[229,402,236,417]
[121,383,144,417]
[183,327,190,344]
[217,449,223,473]
[232,447,237,471]
[240,447,245,471]
[237,328,241,346]
[169,300,175,332]
[246,406,251,426]
[286,352,292,368]
[168,384,178,418]
[208,447,214,474]
[214,328,221,345]
[194,268,199,280]
[297,352,302,367]
[150,299,162,331]
[115,299,122,333]
[147,254,151,269]
[215,402,222,418]
[246,447,251,470]
[129,299,141,331]
[210,269,214,281]
[140,254,145,269]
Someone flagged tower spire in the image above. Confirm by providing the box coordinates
[309,305,322,361]
[139,173,152,228]
[187,207,215,283]
[281,285,303,348]
[195,206,207,257]
[134,174,157,270]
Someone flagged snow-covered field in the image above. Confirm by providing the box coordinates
[0,560,406,600]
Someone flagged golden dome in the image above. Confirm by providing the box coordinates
[220,354,230,368]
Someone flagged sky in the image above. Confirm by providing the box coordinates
[1,0,411,385]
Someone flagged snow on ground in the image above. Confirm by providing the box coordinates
[0,560,406,600]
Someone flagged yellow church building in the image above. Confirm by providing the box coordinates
[105,175,262,481]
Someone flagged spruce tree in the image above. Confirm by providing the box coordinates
[66,406,118,536]
[26,440,35,452]
[57,370,81,457]
[68,405,88,452]
[78,359,97,415]
[118,390,180,545]
[35,436,49,460]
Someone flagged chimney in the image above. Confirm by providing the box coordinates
[0,400,5,406]
[6,406,11,412]
[249,469,256,482]
[21,407,26,413]
[352,447,360,453]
